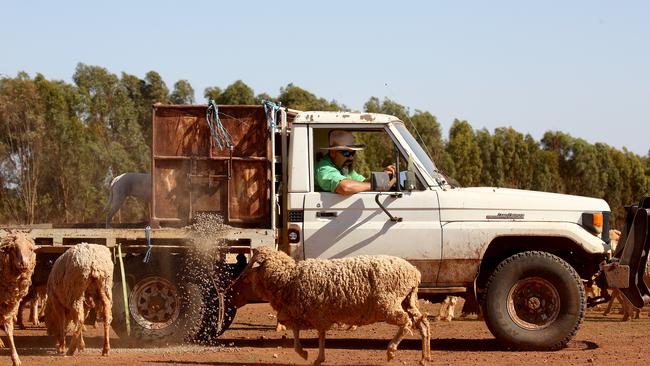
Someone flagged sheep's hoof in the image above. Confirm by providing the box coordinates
[419,358,428,366]
[297,349,308,360]
[387,348,396,361]
[102,349,109,356]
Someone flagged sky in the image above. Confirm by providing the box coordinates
[2,0,649,156]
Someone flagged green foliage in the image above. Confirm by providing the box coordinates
[0,72,46,223]
[278,83,342,111]
[215,80,255,105]
[170,80,195,104]
[203,86,222,102]
[447,119,482,186]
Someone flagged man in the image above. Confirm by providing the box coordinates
[315,130,395,195]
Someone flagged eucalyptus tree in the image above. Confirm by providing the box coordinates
[170,79,195,104]
[0,72,46,223]
[446,119,482,186]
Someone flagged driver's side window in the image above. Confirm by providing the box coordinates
[312,128,425,193]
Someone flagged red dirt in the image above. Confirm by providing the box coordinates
[5,300,649,366]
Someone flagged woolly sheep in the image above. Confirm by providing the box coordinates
[436,296,458,322]
[45,243,114,356]
[0,230,37,366]
[230,246,431,365]
[17,257,52,329]
[17,284,46,328]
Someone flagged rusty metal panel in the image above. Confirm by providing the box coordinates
[229,160,268,223]
[151,105,273,228]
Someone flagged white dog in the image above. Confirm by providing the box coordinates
[105,172,151,227]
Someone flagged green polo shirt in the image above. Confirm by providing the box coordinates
[315,155,366,192]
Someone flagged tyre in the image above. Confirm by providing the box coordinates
[112,257,205,344]
[483,251,585,350]
[193,284,237,344]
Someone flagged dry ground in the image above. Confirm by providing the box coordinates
[3,300,649,366]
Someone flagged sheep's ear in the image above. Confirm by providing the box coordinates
[251,261,261,269]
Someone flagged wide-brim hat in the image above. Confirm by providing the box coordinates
[320,130,366,151]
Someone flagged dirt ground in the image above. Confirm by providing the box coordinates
[4,300,649,366]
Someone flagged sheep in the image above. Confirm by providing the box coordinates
[17,284,46,328]
[45,243,114,356]
[16,256,52,329]
[229,246,431,366]
[435,296,458,322]
[0,230,37,366]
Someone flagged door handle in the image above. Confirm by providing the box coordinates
[316,211,338,218]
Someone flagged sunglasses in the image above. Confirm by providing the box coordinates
[338,150,356,158]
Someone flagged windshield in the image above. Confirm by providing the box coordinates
[393,124,437,178]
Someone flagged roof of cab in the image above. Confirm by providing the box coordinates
[293,111,400,125]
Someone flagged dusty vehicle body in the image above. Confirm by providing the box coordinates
[2,103,648,350]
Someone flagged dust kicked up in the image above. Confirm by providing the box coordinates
[182,212,239,345]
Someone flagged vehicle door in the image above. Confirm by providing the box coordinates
[301,126,443,286]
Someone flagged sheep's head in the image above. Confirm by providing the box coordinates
[1,230,37,274]
[228,246,277,308]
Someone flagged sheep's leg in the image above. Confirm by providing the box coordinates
[603,289,617,316]
[446,297,458,321]
[620,292,633,321]
[292,328,308,360]
[385,309,411,361]
[56,325,66,354]
[30,299,39,326]
[98,282,112,356]
[105,190,125,228]
[414,313,432,364]
[4,321,21,366]
[78,332,86,353]
[17,300,26,330]
[313,329,326,366]
[66,301,85,356]
[388,323,410,361]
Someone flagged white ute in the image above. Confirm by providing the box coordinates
[281,110,650,350]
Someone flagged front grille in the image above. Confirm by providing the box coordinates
[288,210,304,223]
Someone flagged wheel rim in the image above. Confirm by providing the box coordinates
[129,276,181,330]
[507,277,560,330]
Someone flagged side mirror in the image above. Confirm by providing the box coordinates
[370,172,391,191]
[400,171,416,191]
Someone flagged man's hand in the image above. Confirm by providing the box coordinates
[384,164,397,189]
[384,164,396,178]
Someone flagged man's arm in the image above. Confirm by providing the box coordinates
[335,179,371,195]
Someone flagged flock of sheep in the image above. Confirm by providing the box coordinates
[0,231,113,366]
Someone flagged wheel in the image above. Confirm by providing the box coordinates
[193,284,237,344]
[112,257,205,343]
[483,251,585,350]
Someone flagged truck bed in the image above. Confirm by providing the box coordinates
[0,224,275,254]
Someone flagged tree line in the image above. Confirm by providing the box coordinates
[1,63,648,228]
